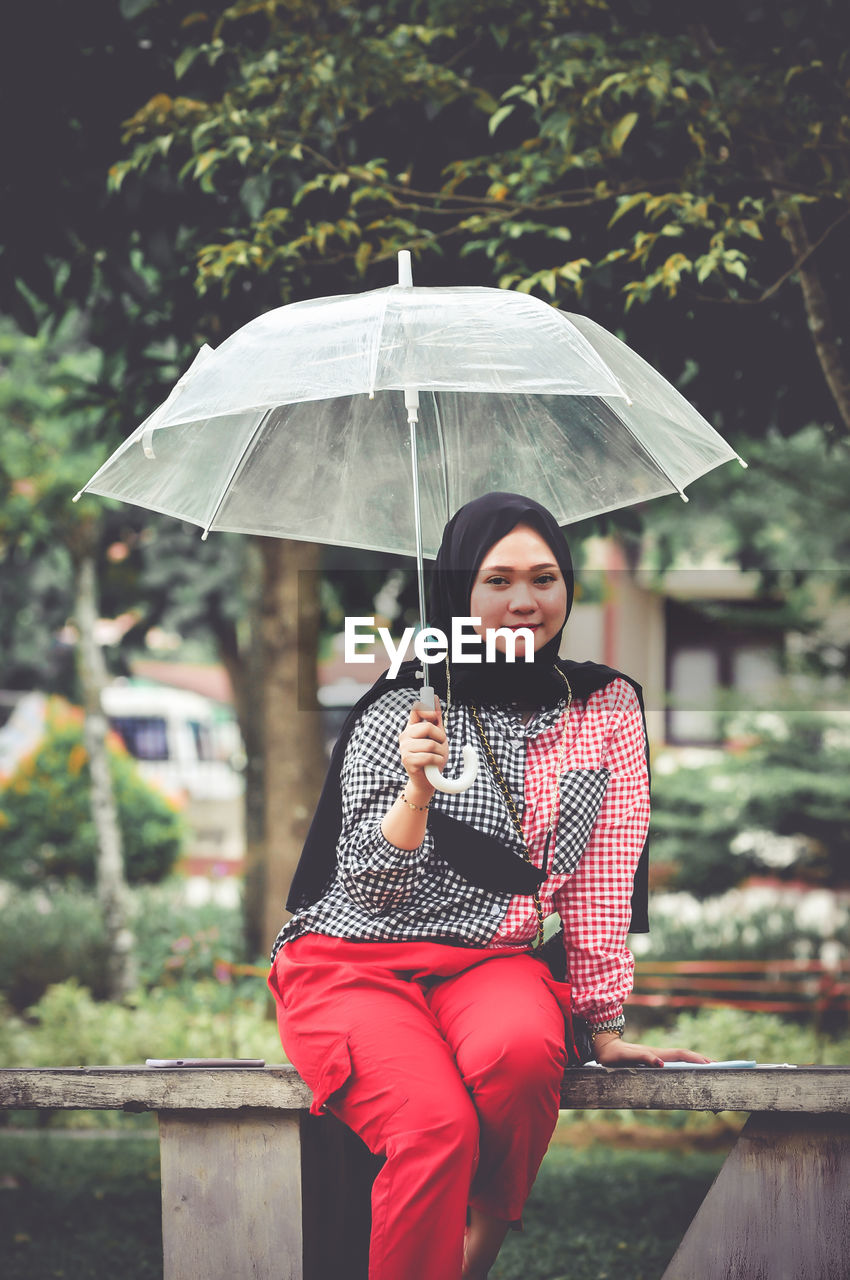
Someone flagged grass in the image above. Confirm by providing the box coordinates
[0,1127,727,1280]
[495,1142,726,1279]
[0,1130,161,1280]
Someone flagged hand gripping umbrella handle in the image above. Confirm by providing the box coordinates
[418,685,479,794]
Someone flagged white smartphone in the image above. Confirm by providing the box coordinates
[145,1057,266,1068]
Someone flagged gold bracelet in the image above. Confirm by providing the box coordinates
[400,792,431,811]
[590,1027,623,1043]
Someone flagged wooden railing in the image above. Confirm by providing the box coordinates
[218,956,850,1020]
[630,957,850,1019]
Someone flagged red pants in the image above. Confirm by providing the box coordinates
[268,935,570,1280]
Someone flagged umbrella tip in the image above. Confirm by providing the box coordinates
[398,250,413,288]
[72,490,83,503]
[678,490,689,504]
[736,455,748,469]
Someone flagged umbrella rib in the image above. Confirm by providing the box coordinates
[200,409,274,540]
[598,396,690,501]
[427,391,452,526]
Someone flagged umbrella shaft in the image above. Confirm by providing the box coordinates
[408,418,428,636]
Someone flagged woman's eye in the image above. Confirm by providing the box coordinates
[534,573,557,584]
[484,575,508,585]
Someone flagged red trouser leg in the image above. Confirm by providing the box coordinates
[424,951,567,1222]
[270,938,567,1280]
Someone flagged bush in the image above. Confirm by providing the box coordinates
[0,979,282,1069]
[658,1005,850,1066]
[0,697,183,888]
[651,711,850,898]
[0,887,113,1011]
[0,880,250,1012]
[131,883,248,988]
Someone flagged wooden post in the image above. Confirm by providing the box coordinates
[661,1112,850,1280]
[159,1109,304,1280]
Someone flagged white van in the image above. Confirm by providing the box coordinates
[0,685,245,870]
[100,682,243,803]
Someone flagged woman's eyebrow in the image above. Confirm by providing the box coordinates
[480,561,559,573]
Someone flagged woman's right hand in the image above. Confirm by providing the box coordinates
[398,696,448,803]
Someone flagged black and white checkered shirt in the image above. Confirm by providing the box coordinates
[270,686,610,960]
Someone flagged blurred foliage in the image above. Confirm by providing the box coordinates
[0,320,111,697]
[0,977,279,1069]
[129,882,248,987]
[656,1005,848,1065]
[0,887,113,1012]
[0,319,254,699]
[634,894,849,965]
[636,424,850,678]
[0,881,247,1013]
[1,974,845,1074]
[0,698,183,891]
[651,711,850,896]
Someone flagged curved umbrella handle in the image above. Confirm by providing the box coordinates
[419,685,479,795]
[425,748,479,794]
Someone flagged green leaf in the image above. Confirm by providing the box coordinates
[193,150,221,180]
[723,257,748,280]
[354,242,372,276]
[608,190,649,228]
[488,105,515,136]
[174,46,202,81]
[610,112,639,155]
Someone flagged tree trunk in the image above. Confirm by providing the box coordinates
[74,548,138,998]
[216,539,268,959]
[760,151,850,436]
[259,538,326,956]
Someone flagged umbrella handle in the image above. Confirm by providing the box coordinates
[419,685,479,795]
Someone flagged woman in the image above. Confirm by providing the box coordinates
[269,492,708,1280]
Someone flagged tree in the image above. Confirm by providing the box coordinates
[5,0,849,941]
[0,1,324,956]
[113,0,849,450]
[0,322,146,994]
[101,0,850,929]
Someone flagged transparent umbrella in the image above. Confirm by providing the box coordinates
[76,251,745,790]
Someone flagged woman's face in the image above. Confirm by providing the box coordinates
[469,523,568,658]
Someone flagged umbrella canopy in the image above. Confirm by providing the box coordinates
[77,281,744,559]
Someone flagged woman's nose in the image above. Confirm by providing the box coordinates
[508,582,536,612]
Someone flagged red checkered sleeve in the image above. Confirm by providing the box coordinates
[554,680,650,1026]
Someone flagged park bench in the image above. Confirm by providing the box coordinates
[1,1063,848,1280]
[629,957,850,1023]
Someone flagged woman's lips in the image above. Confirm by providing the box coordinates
[504,623,540,630]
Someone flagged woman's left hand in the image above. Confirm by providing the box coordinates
[593,1035,711,1068]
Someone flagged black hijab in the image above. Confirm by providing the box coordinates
[428,491,574,708]
[286,492,650,931]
